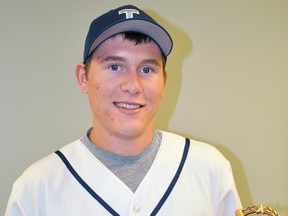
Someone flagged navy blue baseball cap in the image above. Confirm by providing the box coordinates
[83,5,173,64]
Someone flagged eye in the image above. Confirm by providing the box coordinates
[141,66,153,74]
[109,64,120,71]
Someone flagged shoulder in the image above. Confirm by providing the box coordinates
[13,139,83,189]
[160,130,231,168]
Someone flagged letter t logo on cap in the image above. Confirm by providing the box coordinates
[118,9,139,19]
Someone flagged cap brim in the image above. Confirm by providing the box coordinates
[88,19,173,59]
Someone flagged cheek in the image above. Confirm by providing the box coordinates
[145,87,165,110]
[87,82,102,106]
[151,84,165,100]
[89,78,106,94]
[88,81,115,110]
[90,78,117,96]
[95,84,100,90]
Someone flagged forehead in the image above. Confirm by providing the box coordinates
[93,34,163,58]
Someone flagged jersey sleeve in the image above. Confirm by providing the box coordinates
[217,159,242,216]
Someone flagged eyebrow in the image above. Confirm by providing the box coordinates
[141,59,161,67]
[102,55,126,62]
[101,55,162,67]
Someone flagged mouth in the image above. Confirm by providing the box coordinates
[114,102,144,110]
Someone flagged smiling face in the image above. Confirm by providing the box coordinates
[76,34,167,154]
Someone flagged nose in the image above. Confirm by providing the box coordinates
[121,71,143,95]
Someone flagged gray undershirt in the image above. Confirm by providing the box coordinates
[81,129,162,192]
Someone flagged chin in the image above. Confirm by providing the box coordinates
[116,126,151,139]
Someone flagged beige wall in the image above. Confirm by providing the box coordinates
[1,0,287,214]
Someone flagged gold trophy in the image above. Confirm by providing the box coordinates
[235,204,280,216]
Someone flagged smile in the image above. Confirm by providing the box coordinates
[114,102,143,110]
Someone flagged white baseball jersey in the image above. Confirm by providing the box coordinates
[5,131,241,215]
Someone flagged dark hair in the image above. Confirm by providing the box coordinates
[123,32,152,45]
[84,32,166,73]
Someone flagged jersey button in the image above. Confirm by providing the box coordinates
[133,204,140,213]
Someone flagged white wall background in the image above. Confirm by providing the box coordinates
[1,0,287,215]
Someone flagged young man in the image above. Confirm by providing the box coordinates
[5,5,242,215]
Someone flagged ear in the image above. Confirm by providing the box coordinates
[76,62,88,93]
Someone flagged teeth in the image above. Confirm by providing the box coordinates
[116,102,141,109]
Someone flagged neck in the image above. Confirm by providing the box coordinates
[89,126,154,156]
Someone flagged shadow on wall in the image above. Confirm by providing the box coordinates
[146,7,254,211]
[267,203,288,216]
[145,9,192,131]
